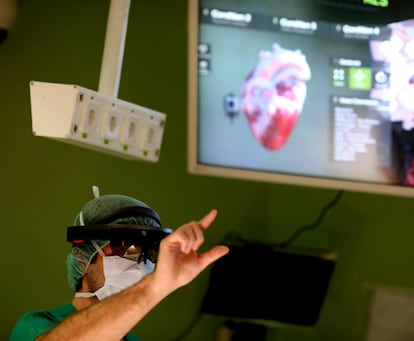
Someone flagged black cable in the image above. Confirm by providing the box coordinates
[276,190,344,248]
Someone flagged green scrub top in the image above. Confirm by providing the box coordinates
[10,302,142,341]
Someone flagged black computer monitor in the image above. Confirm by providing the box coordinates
[201,244,336,326]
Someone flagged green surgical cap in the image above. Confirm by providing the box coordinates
[66,193,161,292]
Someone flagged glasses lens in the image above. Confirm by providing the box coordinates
[111,244,141,261]
[145,248,158,263]
[111,243,158,263]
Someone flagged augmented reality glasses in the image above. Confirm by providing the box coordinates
[67,206,173,263]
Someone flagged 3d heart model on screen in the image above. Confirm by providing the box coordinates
[240,43,311,151]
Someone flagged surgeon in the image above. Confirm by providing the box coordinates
[10,188,229,340]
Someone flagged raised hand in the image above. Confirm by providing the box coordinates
[152,209,229,293]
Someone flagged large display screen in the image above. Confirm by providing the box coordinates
[187,0,414,197]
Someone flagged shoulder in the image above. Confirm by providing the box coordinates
[9,303,75,341]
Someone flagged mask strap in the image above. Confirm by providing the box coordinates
[91,240,106,257]
[74,292,96,298]
[74,239,105,299]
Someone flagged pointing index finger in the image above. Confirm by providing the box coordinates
[199,209,218,230]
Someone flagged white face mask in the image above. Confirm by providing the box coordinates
[75,241,155,300]
[94,255,154,301]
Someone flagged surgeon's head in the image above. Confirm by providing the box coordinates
[66,192,162,296]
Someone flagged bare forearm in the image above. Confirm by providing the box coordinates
[36,274,168,341]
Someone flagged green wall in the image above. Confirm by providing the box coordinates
[1,1,414,340]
